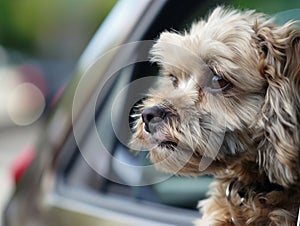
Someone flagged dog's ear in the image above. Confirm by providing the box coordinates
[254,20,300,187]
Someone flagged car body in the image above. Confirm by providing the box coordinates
[3,0,300,226]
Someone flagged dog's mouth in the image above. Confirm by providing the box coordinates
[142,122,179,149]
[159,140,178,149]
[142,124,178,150]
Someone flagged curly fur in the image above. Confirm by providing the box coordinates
[130,7,300,225]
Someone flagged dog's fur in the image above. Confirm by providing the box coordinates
[130,7,300,225]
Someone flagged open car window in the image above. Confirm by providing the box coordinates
[55,0,300,219]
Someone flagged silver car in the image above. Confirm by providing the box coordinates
[3,0,300,225]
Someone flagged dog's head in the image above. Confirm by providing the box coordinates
[130,7,300,187]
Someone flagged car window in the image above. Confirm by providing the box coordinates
[56,0,300,218]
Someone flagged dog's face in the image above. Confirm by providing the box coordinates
[130,7,300,187]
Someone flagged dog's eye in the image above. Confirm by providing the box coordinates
[209,74,231,92]
[169,74,178,87]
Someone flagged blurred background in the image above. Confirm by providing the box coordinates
[0,0,116,220]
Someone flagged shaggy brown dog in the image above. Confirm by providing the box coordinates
[130,7,300,226]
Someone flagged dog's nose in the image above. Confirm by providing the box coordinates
[142,106,165,133]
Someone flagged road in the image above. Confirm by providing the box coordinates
[0,121,43,222]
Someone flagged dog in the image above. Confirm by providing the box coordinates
[130,7,300,226]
